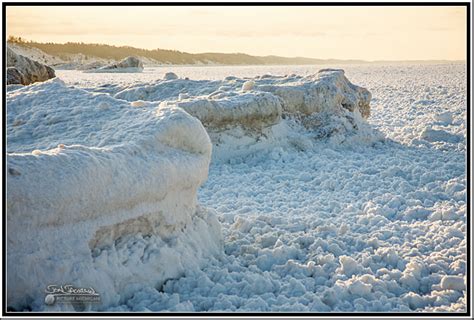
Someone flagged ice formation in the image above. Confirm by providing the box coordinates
[7,64,466,312]
[6,78,222,311]
[113,69,375,160]
[85,56,144,73]
[6,69,374,311]
[115,69,371,126]
[6,47,56,85]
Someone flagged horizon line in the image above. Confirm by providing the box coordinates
[6,37,467,64]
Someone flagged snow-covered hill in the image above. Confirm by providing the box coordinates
[8,43,65,66]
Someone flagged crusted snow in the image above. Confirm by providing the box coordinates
[7,63,467,312]
[6,78,222,311]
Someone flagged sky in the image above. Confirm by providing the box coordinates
[6,6,467,61]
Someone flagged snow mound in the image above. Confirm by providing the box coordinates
[86,56,144,73]
[440,276,465,291]
[7,47,55,85]
[434,112,453,125]
[164,72,179,80]
[241,80,255,92]
[112,69,375,160]
[420,127,462,143]
[259,69,371,118]
[6,79,222,311]
[115,69,371,127]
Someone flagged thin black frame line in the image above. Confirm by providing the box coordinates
[465,1,472,318]
[1,1,471,318]
[2,0,6,316]
[1,2,472,6]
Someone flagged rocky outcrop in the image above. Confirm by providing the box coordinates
[6,67,24,85]
[6,47,55,85]
[89,56,144,73]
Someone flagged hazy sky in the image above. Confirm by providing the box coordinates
[6,6,467,61]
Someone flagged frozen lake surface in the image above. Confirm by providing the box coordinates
[17,64,469,312]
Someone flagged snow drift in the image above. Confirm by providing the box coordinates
[6,78,222,311]
[85,56,144,73]
[6,47,55,85]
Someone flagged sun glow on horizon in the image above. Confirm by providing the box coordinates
[6,5,467,61]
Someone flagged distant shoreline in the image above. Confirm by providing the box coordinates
[8,39,464,67]
[54,62,466,70]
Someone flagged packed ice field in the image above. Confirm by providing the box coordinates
[7,63,467,312]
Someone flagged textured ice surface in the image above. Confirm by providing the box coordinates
[6,78,222,311]
[196,64,467,313]
[112,69,371,128]
[7,63,467,312]
[87,68,375,161]
[123,64,466,313]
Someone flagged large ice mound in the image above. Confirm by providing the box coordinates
[115,69,371,124]
[113,69,376,160]
[7,47,56,85]
[6,78,222,311]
